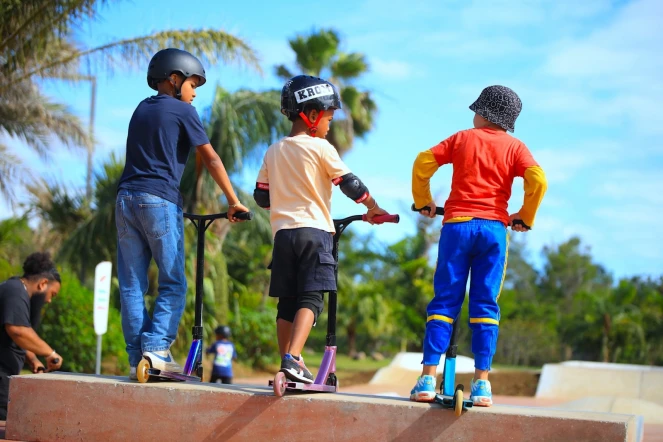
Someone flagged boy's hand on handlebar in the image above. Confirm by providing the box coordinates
[228,203,250,223]
[420,201,437,219]
[366,204,389,225]
[509,213,529,232]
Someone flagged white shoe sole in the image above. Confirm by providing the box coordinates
[281,368,314,384]
[410,391,436,402]
[144,355,183,374]
[472,396,493,406]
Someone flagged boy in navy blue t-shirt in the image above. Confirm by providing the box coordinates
[206,326,237,384]
[116,48,249,380]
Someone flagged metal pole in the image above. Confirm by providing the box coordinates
[95,334,102,375]
[86,76,97,202]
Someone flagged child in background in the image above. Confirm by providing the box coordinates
[207,325,237,384]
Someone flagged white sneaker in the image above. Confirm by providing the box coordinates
[129,367,137,380]
[143,350,183,373]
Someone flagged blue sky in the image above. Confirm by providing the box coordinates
[2,0,662,279]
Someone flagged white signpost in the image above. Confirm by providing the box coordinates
[93,261,112,375]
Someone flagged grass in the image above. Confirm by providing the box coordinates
[303,351,392,372]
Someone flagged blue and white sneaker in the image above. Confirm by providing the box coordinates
[410,375,437,402]
[470,378,493,406]
[129,367,137,381]
[143,350,183,373]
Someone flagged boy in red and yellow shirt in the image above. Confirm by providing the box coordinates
[410,85,547,406]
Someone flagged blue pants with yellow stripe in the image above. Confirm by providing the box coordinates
[424,219,508,371]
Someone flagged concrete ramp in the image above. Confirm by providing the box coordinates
[6,373,642,441]
[553,396,663,425]
[370,352,475,385]
[536,361,663,406]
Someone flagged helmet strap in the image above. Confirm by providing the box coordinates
[169,77,183,100]
[298,110,325,136]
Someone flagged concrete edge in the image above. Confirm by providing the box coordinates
[11,372,642,425]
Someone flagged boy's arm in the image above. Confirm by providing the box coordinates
[183,106,248,220]
[323,143,387,220]
[196,144,249,220]
[412,150,441,209]
[517,166,547,227]
[253,159,270,209]
[412,135,455,209]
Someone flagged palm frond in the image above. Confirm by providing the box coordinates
[289,29,340,76]
[1,0,107,78]
[341,86,376,137]
[274,64,294,80]
[10,29,261,87]
[0,144,27,208]
[330,52,368,80]
[0,81,89,157]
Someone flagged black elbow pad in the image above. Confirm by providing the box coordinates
[253,183,270,208]
[333,173,369,203]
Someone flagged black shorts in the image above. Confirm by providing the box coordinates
[269,228,336,322]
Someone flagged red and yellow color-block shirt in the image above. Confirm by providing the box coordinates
[412,128,547,227]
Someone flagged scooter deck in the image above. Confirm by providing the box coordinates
[147,368,201,382]
[435,394,474,409]
[268,379,337,393]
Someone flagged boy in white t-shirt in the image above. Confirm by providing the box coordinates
[254,75,389,383]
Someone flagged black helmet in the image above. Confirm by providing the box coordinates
[215,325,231,339]
[469,85,522,132]
[281,75,342,121]
[147,48,207,91]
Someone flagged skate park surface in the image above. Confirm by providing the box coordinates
[2,353,662,441]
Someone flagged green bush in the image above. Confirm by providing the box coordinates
[230,306,280,370]
[40,270,128,374]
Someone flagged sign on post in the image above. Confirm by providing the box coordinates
[93,261,112,375]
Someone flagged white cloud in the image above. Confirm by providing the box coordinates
[593,169,663,206]
[538,0,663,134]
[421,33,532,58]
[370,58,417,80]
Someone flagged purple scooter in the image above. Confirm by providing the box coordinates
[270,213,400,396]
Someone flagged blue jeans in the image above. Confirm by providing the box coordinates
[115,189,187,367]
[423,219,508,370]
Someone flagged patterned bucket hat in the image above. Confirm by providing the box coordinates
[469,85,522,132]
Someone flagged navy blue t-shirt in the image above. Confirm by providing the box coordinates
[118,95,210,207]
[206,340,237,377]
[0,278,31,375]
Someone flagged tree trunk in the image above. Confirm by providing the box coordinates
[602,313,611,363]
[347,322,357,356]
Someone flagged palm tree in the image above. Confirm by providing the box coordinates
[275,29,377,156]
[181,86,289,211]
[0,0,260,207]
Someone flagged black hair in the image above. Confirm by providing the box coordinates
[287,103,323,122]
[22,252,61,283]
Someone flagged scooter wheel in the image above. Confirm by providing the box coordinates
[273,372,286,397]
[137,358,150,384]
[454,389,464,417]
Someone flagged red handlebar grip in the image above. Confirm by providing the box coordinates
[362,214,400,224]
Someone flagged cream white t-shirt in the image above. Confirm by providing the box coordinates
[256,135,351,237]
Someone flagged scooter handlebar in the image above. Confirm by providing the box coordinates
[411,203,445,216]
[184,211,253,221]
[231,211,253,221]
[362,214,400,224]
[411,203,531,229]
